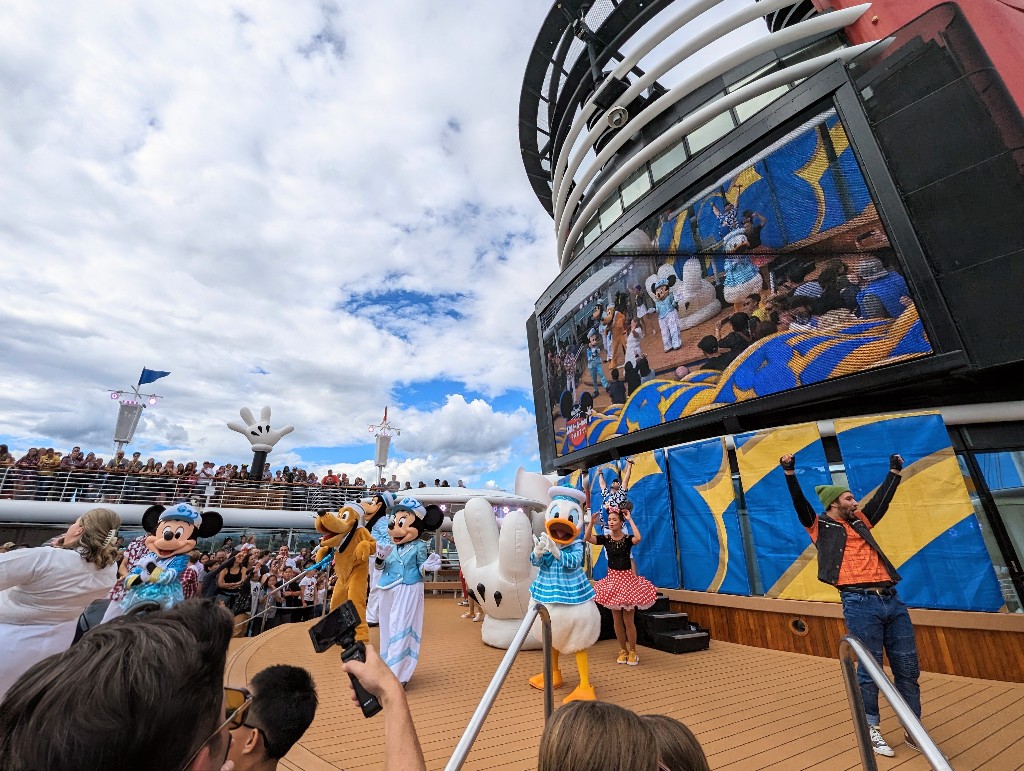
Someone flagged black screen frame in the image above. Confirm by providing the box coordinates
[531,61,968,474]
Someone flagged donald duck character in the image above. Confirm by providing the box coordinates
[375,496,444,686]
[529,486,600,703]
[121,502,223,613]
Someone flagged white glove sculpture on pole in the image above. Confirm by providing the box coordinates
[227,406,294,483]
[227,406,294,452]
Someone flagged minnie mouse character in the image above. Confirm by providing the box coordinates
[375,496,444,685]
[121,502,223,612]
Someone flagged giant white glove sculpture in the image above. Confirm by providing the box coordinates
[227,406,295,453]
[454,497,542,650]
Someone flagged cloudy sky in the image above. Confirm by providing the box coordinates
[0,0,767,490]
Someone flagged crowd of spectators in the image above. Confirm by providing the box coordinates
[0,444,470,508]
[693,254,913,374]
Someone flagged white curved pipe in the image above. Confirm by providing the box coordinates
[557,38,879,267]
[554,0,814,227]
[552,0,731,201]
[556,4,871,257]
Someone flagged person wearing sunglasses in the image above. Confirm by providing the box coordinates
[226,665,318,770]
[0,598,234,771]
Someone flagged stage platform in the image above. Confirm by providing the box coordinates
[226,597,1024,770]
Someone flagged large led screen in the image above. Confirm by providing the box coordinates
[540,110,933,458]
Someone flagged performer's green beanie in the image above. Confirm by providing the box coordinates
[815,484,850,509]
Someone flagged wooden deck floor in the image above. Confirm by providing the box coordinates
[226,597,1024,770]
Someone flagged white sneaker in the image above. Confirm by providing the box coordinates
[869,726,895,757]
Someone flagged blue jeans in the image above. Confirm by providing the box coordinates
[841,591,921,725]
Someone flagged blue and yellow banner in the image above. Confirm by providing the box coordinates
[667,438,750,594]
[734,423,836,601]
[834,412,1003,612]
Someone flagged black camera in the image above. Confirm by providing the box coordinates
[309,600,382,717]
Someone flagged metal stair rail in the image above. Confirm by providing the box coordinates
[839,635,952,770]
[445,602,554,771]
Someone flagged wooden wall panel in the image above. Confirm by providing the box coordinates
[673,601,1024,683]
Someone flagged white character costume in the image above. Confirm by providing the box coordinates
[528,486,601,703]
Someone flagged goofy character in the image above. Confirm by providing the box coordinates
[363,490,396,626]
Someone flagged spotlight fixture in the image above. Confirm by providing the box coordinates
[606,105,629,129]
[148,396,158,405]
[110,391,121,400]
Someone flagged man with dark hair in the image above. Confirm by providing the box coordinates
[697,335,734,372]
[0,599,235,771]
[228,665,318,769]
[780,452,925,758]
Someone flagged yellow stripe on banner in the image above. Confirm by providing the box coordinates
[628,451,661,487]
[734,422,824,491]
[669,212,689,255]
[695,440,733,592]
[772,449,974,601]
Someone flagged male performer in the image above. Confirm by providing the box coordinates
[780,452,923,758]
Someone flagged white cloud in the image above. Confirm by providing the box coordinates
[0,0,566,487]
[0,1,771,488]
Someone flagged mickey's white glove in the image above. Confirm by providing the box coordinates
[421,552,442,575]
[227,406,295,453]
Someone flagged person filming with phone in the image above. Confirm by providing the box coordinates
[780,451,926,758]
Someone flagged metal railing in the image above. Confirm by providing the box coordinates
[0,467,369,511]
[839,636,952,770]
[237,551,337,634]
[445,602,553,771]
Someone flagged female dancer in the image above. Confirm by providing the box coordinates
[0,508,120,698]
[585,503,657,665]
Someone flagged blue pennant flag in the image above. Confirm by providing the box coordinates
[138,368,171,386]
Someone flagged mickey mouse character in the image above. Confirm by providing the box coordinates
[375,497,444,685]
[121,502,223,612]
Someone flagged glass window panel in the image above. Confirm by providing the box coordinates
[728,63,776,91]
[686,111,737,154]
[598,193,624,231]
[620,166,652,209]
[959,452,1023,613]
[581,215,601,248]
[650,141,688,181]
[735,85,791,122]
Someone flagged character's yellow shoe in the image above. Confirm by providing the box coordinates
[616,649,628,664]
[562,684,597,703]
[627,649,639,666]
[529,670,564,690]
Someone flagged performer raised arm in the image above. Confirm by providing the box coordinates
[780,452,925,758]
[588,502,656,667]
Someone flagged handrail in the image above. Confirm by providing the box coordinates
[239,557,333,633]
[838,636,952,770]
[445,602,554,771]
[0,466,371,511]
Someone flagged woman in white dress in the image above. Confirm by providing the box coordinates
[0,508,120,699]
